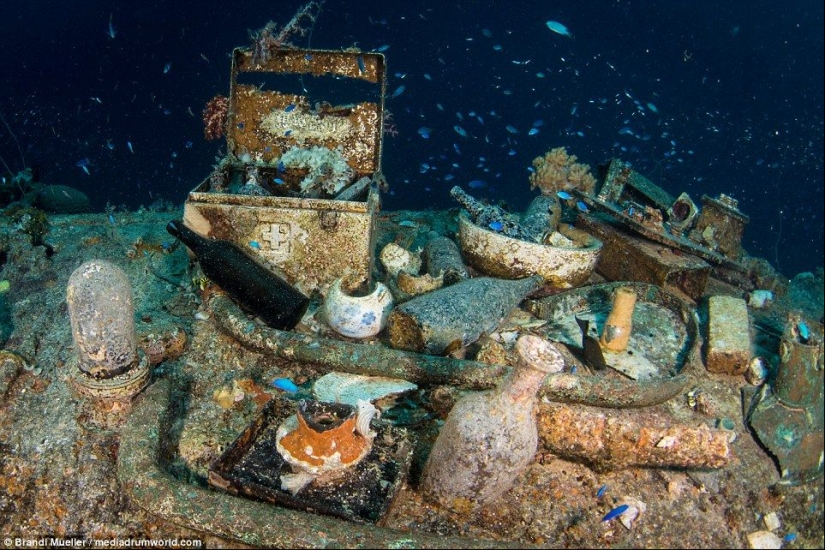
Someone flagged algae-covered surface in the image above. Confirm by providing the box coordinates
[1,208,823,548]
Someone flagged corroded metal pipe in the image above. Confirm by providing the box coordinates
[538,402,731,471]
[210,294,689,408]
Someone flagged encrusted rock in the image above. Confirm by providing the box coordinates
[746,530,782,549]
[706,295,751,375]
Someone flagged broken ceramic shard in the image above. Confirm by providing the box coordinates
[276,399,377,494]
[312,371,417,406]
[396,271,444,297]
[379,242,421,278]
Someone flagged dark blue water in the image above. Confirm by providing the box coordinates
[1,0,822,276]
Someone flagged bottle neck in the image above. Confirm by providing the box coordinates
[167,220,205,254]
[500,363,548,403]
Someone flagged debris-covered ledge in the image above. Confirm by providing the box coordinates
[117,379,526,549]
[208,293,690,408]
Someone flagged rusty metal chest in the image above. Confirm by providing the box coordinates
[184,47,387,294]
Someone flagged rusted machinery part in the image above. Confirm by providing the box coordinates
[209,294,690,408]
[118,379,527,549]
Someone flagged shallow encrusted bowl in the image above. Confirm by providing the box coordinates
[458,214,603,289]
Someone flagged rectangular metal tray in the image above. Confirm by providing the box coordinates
[208,396,413,524]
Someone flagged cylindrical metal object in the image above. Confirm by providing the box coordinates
[67,260,138,379]
[538,402,731,471]
[600,287,637,353]
[422,231,469,286]
[775,318,824,409]
[519,195,561,243]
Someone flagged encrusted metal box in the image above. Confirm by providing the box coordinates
[184,47,387,294]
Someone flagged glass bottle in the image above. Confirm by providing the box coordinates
[419,334,564,509]
[450,185,523,238]
[167,220,309,330]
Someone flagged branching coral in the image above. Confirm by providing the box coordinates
[202,95,229,141]
[279,145,354,196]
[249,1,325,63]
[529,146,596,196]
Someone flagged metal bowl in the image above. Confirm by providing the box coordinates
[457,214,603,289]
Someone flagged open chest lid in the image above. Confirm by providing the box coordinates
[226,47,387,179]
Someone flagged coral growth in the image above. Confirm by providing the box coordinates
[529,146,597,196]
[250,1,325,64]
[203,95,229,141]
[261,107,352,143]
[279,145,354,196]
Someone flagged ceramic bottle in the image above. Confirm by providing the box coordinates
[419,334,564,509]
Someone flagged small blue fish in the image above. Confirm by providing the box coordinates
[532,119,544,127]
[798,321,810,341]
[127,141,134,153]
[375,44,390,52]
[285,104,296,112]
[284,130,293,137]
[468,180,487,189]
[107,13,116,39]
[528,128,540,136]
[163,62,172,74]
[488,221,504,231]
[277,161,286,173]
[546,21,573,39]
[417,127,432,139]
[454,125,467,138]
[271,378,299,393]
[76,158,91,174]
[273,177,285,185]
[357,56,366,74]
[556,191,572,200]
[249,240,261,249]
[304,53,313,61]
[596,485,608,498]
[783,533,797,544]
[493,44,503,51]
[108,214,116,225]
[391,84,406,98]
[576,201,589,213]
[505,124,519,134]
[601,504,629,522]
